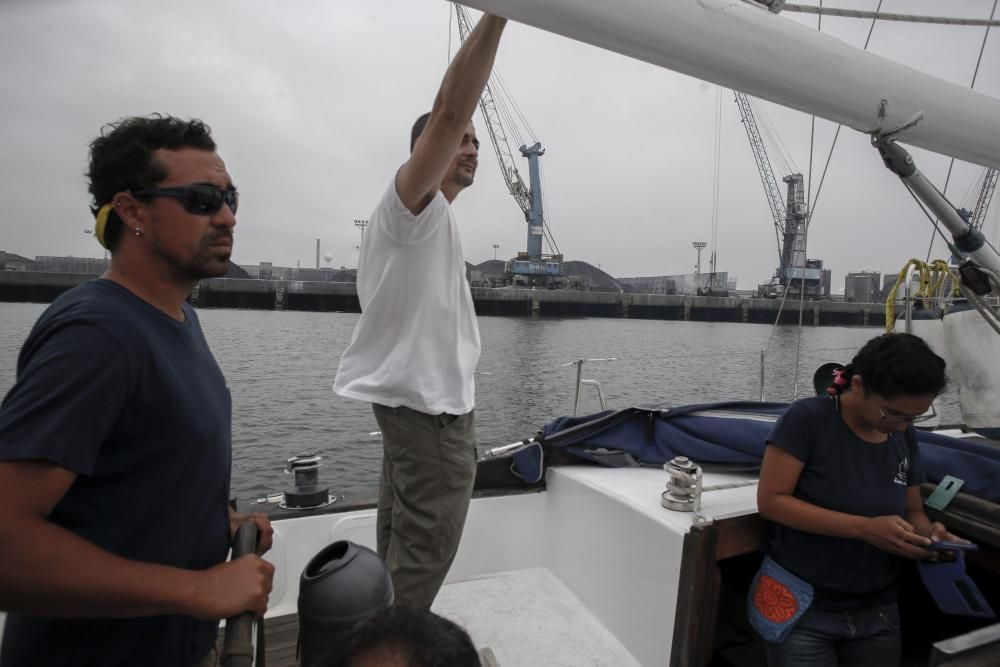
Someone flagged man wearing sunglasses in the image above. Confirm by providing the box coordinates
[334,14,507,609]
[0,115,273,667]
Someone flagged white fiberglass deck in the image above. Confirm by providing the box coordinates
[551,464,759,527]
[260,464,760,666]
[434,567,641,667]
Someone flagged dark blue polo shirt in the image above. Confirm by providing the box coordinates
[0,279,231,666]
[765,395,925,610]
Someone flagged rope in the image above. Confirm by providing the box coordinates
[884,258,972,333]
[781,3,1000,27]
[886,259,930,333]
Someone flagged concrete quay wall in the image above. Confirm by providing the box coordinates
[0,273,886,327]
[472,288,885,327]
[0,271,96,304]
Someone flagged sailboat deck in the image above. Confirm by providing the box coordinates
[247,567,640,667]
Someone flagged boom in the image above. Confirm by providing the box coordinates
[456,0,1000,170]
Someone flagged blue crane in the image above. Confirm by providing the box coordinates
[454,6,562,286]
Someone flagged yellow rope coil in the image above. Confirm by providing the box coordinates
[885,258,955,333]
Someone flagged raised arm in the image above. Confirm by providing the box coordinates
[0,461,273,619]
[395,13,507,214]
[757,444,932,559]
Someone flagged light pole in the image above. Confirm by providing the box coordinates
[354,219,368,249]
[84,228,109,262]
[692,241,707,275]
[492,243,499,261]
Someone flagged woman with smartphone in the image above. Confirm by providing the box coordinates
[753,332,966,666]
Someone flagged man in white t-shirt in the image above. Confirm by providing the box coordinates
[334,14,507,608]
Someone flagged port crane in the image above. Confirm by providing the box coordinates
[454,5,563,286]
[733,91,827,299]
[965,168,998,232]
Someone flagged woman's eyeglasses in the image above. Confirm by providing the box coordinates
[879,405,935,424]
[131,185,238,215]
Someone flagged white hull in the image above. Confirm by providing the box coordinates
[459,0,1000,169]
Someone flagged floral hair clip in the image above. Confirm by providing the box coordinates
[826,368,850,395]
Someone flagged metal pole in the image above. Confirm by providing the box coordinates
[904,268,913,332]
[759,349,766,401]
[876,139,1000,277]
[221,522,259,667]
[573,359,584,416]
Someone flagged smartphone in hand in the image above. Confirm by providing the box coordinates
[926,541,977,552]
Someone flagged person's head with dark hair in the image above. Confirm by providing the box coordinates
[88,115,218,252]
[344,606,481,667]
[84,115,237,296]
[410,112,432,153]
[408,111,480,199]
[836,332,947,434]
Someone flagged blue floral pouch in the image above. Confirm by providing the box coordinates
[747,555,815,643]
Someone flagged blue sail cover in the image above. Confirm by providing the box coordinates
[511,401,1000,503]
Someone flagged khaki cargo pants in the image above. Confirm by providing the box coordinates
[372,404,477,608]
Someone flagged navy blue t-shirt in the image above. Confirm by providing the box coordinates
[0,279,232,666]
[765,395,925,610]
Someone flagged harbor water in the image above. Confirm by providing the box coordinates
[0,302,960,503]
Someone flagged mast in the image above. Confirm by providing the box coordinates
[456,0,1000,170]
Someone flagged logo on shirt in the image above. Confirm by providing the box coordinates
[894,457,909,486]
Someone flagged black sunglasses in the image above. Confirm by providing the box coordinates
[131,185,239,215]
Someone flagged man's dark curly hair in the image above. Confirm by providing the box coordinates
[87,115,216,250]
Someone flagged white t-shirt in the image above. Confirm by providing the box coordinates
[333,180,481,415]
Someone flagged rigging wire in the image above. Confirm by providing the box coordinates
[782,3,1000,27]
[494,71,538,144]
[754,101,788,177]
[959,170,984,210]
[447,4,454,63]
[765,0,884,399]
[924,0,997,263]
[711,86,722,277]
[539,163,560,255]
[491,81,525,150]
[790,0,826,399]
[992,201,1000,250]
[753,97,798,177]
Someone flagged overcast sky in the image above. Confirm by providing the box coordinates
[1,0,997,289]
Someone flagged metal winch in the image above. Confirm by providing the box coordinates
[282,453,334,509]
[661,456,703,512]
